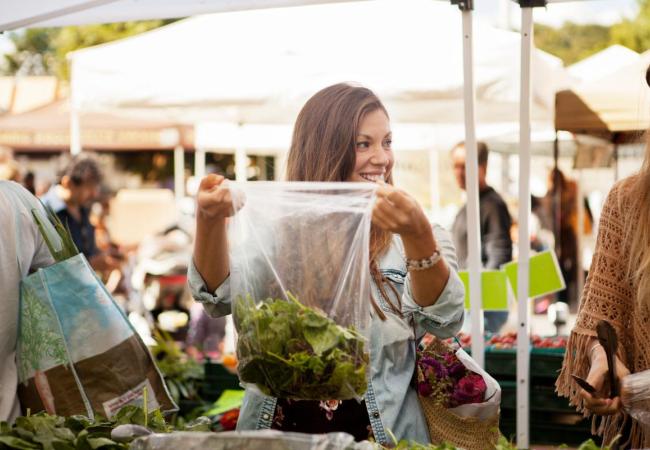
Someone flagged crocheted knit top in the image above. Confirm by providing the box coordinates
[556,177,650,449]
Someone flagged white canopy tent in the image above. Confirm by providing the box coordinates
[567,44,639,84]
[0,0,369,31]
[557,50,650,135]
[67,0,568,238]
[67,0,567,129]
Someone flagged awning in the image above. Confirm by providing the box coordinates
[0,99,192,151]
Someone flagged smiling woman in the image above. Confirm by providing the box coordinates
[189,82,465,445]
[349,109,393,184]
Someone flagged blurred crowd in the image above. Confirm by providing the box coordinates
[0,146,227,361]
[1,140,592,343]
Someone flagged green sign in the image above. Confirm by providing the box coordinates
[503,250,566,299]
[205,389,246,416]
[459,270,509,311]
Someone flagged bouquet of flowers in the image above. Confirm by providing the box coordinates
[416,349,487,408]
[416,336,501,450]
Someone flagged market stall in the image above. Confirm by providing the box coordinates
[65,0,567,200]
[0,98,192,199]
[0,1,621,449]
[555,48,650,181]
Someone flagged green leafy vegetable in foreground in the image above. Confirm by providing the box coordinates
[0,405,211,450]
[234,293,368,400]
[0,406,161,450]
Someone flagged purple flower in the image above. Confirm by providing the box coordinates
[418,381,433,397]
[450,373,487,407]
[419,356,437,368]
[447,361,467,380]
[420,357,448,380]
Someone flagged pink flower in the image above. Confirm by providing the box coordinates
[450,373,487,407]
[443,352,457,366]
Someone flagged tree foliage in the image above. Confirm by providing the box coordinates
[535,0,650,66]
[535,22,611,66]
[610,0,650,53]
[2,20,174,78]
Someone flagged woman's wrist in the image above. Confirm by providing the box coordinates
[196,210,228,231]
[589,341,606,365]
[401,218,436,257]
[402,235,436,259]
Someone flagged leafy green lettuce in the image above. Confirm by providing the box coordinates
[234,293,368,400]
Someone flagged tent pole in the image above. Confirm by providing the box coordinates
[174,145,185,202]
[235,147,248,181]
[454,0,485,368]
[517,4,536,449]
[68,39,82,155]
[1,0,120,31]
[613,133,620,182]
[428,148,441,222]
[235,125,248,182]
[195,148,206,181]
[70,107,82,155]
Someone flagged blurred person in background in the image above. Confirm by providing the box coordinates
[22,172,36,195]
[543,168,593,308]
[0,147,21,183]
[185,301,226,361]
[451,141,513,334]
[41,155,121,272]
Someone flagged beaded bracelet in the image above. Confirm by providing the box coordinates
[406,250,442,271]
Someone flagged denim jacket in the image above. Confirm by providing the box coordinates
[188,225,465,445]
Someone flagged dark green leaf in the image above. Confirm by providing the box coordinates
[0,422,11,434]
[0,436,39,449]
[51,441,75,450]
[86,438,117,449]
[63,416,92,434]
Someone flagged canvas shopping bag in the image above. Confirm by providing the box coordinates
[8,182,176,419]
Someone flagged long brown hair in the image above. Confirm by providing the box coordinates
[286,83,400,319]
[623,66,650,308]
[624,137,650,308]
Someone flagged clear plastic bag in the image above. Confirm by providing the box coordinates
[622,369,650,425]
[227,182,376,400]
[130,430,369,450]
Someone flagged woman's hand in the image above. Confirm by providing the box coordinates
[372,184,430,239]
[196,174,239,220]
[580,343,631,415]
[372,184,449,307]
[193,174,238,292]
